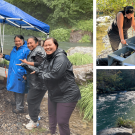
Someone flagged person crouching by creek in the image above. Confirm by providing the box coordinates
[108,6,135,52]
[16,36,47,130]
[31,38,81,135]
[0,35,30,113]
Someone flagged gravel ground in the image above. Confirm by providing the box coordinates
[0,79,93,135]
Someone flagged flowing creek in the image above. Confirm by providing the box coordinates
[97,91,135,131]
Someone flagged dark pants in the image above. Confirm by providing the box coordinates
[48,98,77,135]
[27,89,46,122]
[14,92,25,111]
[107,31,128,52]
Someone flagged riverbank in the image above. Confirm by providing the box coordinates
[97,90,135,132]
[96,19,135,58]
[0,82,93,135]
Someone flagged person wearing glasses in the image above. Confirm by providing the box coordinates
[108,6,135,52]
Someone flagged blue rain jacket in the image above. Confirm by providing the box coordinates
[4,41,30,93]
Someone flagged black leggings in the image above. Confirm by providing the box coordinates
[27,89,46,122]
[48,97,77,135]
[108,31,128,52]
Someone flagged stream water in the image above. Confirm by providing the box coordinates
[97,91,135,131]
[2,35,92,55]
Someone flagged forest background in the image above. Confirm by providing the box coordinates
[4,0,93,43]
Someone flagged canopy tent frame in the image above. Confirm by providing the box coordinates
[0,15,49,36]
[0,23,5,53]
[0,15,50,53]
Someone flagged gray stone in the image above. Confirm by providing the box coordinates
[67,46,93,57]
[97,128,132,135]
[73,64,93,85]
[70,30,92,43]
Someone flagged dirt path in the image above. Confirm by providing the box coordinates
[0,81,93,135]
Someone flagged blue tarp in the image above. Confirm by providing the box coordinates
[0,0,50,34]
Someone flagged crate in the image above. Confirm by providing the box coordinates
[108,36,135,66]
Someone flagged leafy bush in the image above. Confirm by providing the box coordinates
[4,25,44,37]
[67,52,93,66]
[79,35,91,43]
[76,19,93,32]
[116,117,135,128]
[0,59,9,65]
[77,83,93,120]
[50,28,71,42]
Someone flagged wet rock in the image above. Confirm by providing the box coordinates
[67,46,93,57]
[97,127,132,135]
[73,64,93,85]
[70,30,92,43]
[97,16,111,23]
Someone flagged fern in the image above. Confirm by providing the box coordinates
[77,83,93,120]
[67,52,93,66]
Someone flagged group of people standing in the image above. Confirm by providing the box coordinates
[0,35,81,135]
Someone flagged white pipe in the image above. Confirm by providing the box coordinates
[22,20,48,35]
[2,24,5,53]
[6,19,20,27]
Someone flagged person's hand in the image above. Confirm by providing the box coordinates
[16,64,22,66]
[121,39,126,44]
[132,12,134,17]
[23,76,26,80]
[0,53,3,58]
[30,71,35,74]
[19,59,27,63]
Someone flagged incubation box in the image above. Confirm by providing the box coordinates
[108,36,135,66]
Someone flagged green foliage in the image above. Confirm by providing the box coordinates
[77,83,93,120]
[97,0,135,16]
[116,117,135,128]
[97,70,124,93]
[79,35,91,43]
[77,20,93,32]
[0,59,9,65]
[97,70,135,93]
[4,25,46,38]
[67,53,93,66]
[50,28,71,42]
[5,0,93,27]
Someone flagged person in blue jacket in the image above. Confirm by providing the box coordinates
[0,35,30,113]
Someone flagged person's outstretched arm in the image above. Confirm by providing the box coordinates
[117,12,126,44]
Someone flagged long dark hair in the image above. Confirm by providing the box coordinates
[124,6,134,14]
[44,37,59,48]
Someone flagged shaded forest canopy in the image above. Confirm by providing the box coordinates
[5,0,92,26]
[3,0,93,39]
[97,69,135,93]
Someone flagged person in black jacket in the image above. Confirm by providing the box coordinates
[17,36,47,130]
[31,37,81,135]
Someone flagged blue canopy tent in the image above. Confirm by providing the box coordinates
[0,0,50,52]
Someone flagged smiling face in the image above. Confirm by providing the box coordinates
[43,39,57,55]
[125,13,133,19]
[27,38,38,51]
[14,37,23,49]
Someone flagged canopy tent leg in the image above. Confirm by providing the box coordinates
[0,23,5,53]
